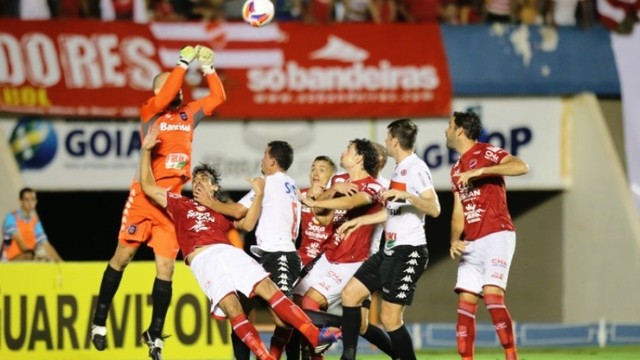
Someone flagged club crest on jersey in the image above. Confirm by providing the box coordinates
[180,112,188,121]
[469,159,478,168]
[401,169,407,176]
[196,206,207,212]
[127,225,137,234]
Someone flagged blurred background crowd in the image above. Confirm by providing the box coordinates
[1,0,608,29]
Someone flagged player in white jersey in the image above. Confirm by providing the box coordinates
[237,141,302,360]
[337,119,441,360]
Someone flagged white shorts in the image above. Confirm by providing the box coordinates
[455,231,516,295]
[293,254,362,313]
[190,244,270,319]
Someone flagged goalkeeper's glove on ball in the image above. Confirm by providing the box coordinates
[177,45,199,68]
[198,46,216,75]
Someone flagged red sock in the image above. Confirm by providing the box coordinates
[484,294,517,357]
[230,314,274,360]
[456,299,478,359]
[301,296,322,311]
[269,326,293,359]
[268,292,320,347]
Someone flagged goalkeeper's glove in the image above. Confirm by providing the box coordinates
[176,45,199,68]
[198,46,216,75]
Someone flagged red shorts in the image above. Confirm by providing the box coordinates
[117,180,182,259]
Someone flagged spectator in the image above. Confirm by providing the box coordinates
[484,0,514,23]
[2,187,62,262]
[192,0,225,22]
[397,0,441,23]
[304,0,335,24]
[150,0,183,21]
[19,0,53,19]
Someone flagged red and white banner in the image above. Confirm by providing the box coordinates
[0,20,452,119]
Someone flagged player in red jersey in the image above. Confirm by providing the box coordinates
[291,139,382,359]
[91,45,226,360]
[445,111,529,360]
[137,125,341,360]
[297,155,338,267]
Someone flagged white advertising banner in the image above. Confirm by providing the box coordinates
[611,25,640,215]
[1,97,566,191]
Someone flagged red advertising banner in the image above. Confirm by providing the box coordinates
[0,20,451,119]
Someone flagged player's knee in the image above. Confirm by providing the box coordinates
[341,283,366,306]
[379,311,401,331]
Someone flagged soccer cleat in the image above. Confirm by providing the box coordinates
[140,330,171,360]
[314,326,342,353]
[91,325,107,351]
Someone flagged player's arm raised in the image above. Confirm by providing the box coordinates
[139,125,168,208]
[235,177,265,231]
[187,46,227,126]
[141,46,199,120]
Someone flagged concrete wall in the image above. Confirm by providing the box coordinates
[561,94,640,322]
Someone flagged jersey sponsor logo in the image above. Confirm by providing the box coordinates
[387,207,402,216]
[186,209,215,232]
[165,153,188,170]
[284,181,297,194]
[159,122,191,132]
[328,270,343,284]
[389,181,406,191]
[464,203,484,223]
[460,188,481,201]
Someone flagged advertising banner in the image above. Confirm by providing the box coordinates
[1,97,567,191]
[0,262,232,359]
[0,20,451,119]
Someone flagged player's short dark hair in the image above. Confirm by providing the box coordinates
[313,155,337,173]
[192,163,222,185]
[453,111,482,141]
[350,138,378,177]
[268,141,294,171]
[387,118,417,150]
[19,187,35,200]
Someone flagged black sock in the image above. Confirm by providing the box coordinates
[304,309,342,327]
[362,324,398,359]
[231,331,251,360]
[148,278,172,338]
[387,325,416,360]
[93,265,123,326]
[340,306,361,360]
[285,329,301,360]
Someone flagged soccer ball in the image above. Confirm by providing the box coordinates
[242,0,275,28]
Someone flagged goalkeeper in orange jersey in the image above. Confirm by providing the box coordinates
[90,44,225,360]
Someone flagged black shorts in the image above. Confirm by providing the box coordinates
[260,251,301,298]
[354,245,428,306]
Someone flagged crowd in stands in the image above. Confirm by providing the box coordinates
[0,0,635,31]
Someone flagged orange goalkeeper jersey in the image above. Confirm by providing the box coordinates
[136,66,226,189]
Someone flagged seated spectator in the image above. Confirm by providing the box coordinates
[192,0,225,22]
[343,0,377,22]
[484,0,514,23]
[304,0,335,24]
[19,0,52,19]
[274,0,304,21]
[151,0,184,20]
[371,0,397,23]
[2,187,62,262]
[397,0,441,23]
